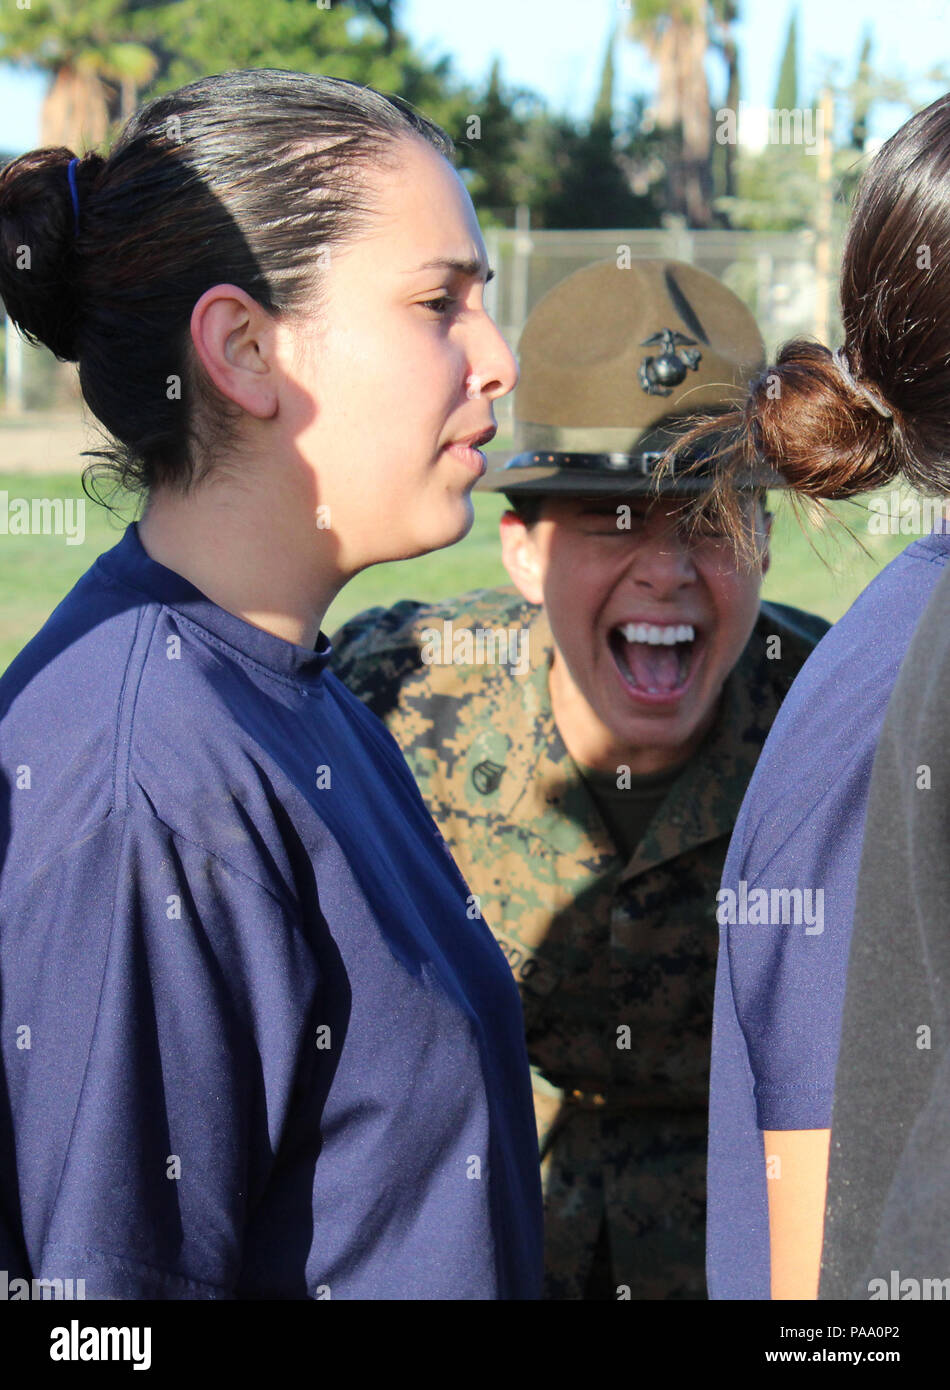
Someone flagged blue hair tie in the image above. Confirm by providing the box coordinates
[67,156,81,234]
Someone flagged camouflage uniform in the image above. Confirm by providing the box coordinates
[331,585,829,1299]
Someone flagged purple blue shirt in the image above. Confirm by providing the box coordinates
[707,526,950,1300]
[0,522,543,1299]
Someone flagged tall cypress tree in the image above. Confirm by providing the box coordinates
[593,20,617,128]
[851,27,873,150]
[774,9,799,111]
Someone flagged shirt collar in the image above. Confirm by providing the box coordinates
[96,522,334,689]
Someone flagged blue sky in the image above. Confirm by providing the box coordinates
[0,0,947,152]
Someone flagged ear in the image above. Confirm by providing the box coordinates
[189,284,280,421]
[499,510,545,605]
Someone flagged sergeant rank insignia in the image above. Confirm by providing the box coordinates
[472,759,505,795]
[638,329,702,396]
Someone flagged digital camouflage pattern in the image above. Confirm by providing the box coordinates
[330,588,829,1299]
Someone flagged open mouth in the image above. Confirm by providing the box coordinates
[607,621,702,699]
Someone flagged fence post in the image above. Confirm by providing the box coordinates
[663,216,694,265]
[511,204,532,343]
[813,86,835,343]
[4,315,24,415]
[484,226,500,323]
[755,250,773,323]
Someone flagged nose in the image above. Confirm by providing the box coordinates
[467,311,519,402]
[625,526,698,596]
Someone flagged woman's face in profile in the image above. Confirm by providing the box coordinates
[280,135,518,573]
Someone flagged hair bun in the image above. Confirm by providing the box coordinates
[0,146,98,362]
[742,340,904,500]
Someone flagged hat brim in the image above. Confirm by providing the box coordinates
[475,453,785,497]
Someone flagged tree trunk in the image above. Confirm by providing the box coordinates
[722,34,739,200]
[649,14,713,227]
[121,76,138,124]
[40,65,112,152]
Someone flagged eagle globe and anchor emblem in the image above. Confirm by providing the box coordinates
[638,329,703,396]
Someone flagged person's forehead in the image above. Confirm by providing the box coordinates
[543,493,695,517]
[362,139,485,259]
[540,491,759,517]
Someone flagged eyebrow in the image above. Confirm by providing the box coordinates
[405,257,495,283]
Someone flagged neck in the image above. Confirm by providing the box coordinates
[137,472,346,650]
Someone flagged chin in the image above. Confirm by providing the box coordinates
[394,511,473,564]
[624,691,718,752]
[429,496,475,553]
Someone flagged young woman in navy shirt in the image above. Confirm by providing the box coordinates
[0,69,542,1299]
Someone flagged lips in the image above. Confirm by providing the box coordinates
[452,425,497,449]
[445,424,497,478]
[608,620,703,700]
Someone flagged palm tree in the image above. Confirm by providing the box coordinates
[627,0,714,226]
[709,0,739,201]
[0,3,159,152]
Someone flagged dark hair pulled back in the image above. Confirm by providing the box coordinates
[660,90,950,541]
[0,68,454,498]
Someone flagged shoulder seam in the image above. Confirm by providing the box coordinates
[123,799,301,915]
[27,804,300,925]
[99,569,315,694]
[112,601,160,814]
[142,803,301,915]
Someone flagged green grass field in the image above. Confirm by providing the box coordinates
[0,472,916,674]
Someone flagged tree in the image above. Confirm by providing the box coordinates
[709,0,740,203]
[729,6,815,232]
[351,0,399,55]
[523,23,662,231]
[719,35,950,236]
[524,84,664,232]
[0,0,471,156]
[627,0,715,226]
[592,20,617,127]
[774,9,798,113]
[850,28,873,151]
[128,0,468,133]
[455,59,524,217]
[0,0,161,151]
[461,62,556,222]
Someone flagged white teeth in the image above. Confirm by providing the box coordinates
[619,623,695,645]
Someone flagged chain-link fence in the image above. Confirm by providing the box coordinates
[483,225,845,431]
[1,318,78,414]
[2,225,845,421]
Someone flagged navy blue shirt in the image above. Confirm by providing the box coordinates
[706,528,950,1300]
[0,523,543,1299]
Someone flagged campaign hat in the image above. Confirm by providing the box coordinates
[477,257,784,497]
